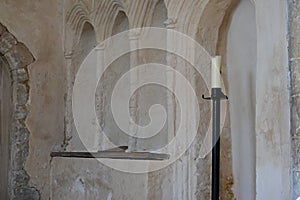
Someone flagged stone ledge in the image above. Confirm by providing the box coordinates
[51,151,170,161]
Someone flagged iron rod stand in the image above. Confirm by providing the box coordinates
[203,88,228,200]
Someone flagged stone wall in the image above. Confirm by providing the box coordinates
[0,23,39,200]
[0,0,294,199]
[0,1,66,199]
[289,0,300,199]
[62,0,233,199]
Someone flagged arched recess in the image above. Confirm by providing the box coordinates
[0,23,39,199]
[96,10,130,149]
[134,0,169,151]
[73,22,97,71]
[226,0,257,199]
[67,21,97,151]
[64,1,129,151]
[150,0,168,28]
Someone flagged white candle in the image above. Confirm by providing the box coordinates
[211,56,222,88]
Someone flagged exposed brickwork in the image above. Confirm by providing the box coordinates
[289,0,300,199]
[0,23,39,200]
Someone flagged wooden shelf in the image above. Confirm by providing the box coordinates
[50,147,170,161]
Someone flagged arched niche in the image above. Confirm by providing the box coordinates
[226,1,257,199]
[97,11,130,149]
[73,22,97,72]
[67,21,97,151]
[150,0,168,28]
[112,11,130,36]
[133,0,169,151]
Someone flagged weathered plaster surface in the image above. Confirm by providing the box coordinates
[255,0,291,199]
[0,1,66,199]
[51,158,148,200]
[0,0,293,199]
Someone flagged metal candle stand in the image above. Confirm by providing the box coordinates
[202,88,228,200]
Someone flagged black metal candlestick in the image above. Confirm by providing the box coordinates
[203,88,228,200]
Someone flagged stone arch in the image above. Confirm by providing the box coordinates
[65,3,91,52]
[94,0,126,41]
[73,22,97,69]
[98,9,130,149]
[150,0,168,28]
[0,23,39,199]
[126,0,168,29]
[133,0,169,151]
[65,21,98,151]
[111,11,130,35]
[64,4,97,151]
[63,1,130,151]
[126,1,153,28]
[195,0,239,55]
[66,3,90,38]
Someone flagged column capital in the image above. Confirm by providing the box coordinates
[128,29,141,40]
[64,51,73,59]
[95,43,105,51]
[164,18,177,29]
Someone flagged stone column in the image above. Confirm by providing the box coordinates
[289,0,300,198]
[64,52,73,150]
[95,44,105,150]
[127,30,140,152]
[165,18,189,200]
[164,18,177,148]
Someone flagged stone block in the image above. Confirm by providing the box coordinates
[0,31,17,55]
[12,120,30,145]
[11,170,29,187]
[14,187,40,200]
[12,68,29,82]
[15,83,29,105]
[12,142,29,170]
[0,23,6,37]
[14,105,28,120]
[4,43,34,70]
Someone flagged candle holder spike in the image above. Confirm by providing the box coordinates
[202,92,229,101]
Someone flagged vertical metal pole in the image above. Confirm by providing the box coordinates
[211,88,221,200]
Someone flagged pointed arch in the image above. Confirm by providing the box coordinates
[66,3,90,37]
[94,0,126,41]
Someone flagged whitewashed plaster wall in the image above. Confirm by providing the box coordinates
[254,0,290,199]
[227,1,257,199]
[225,0,291,199]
